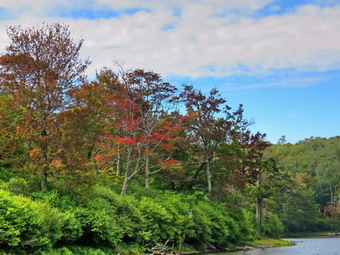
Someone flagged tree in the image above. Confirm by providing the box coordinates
[125,69,178,189]
[180,85,231,194]
[277,135,287,145]
[0,23,90,190]
[89,68,180,194]
[241,132,271,236]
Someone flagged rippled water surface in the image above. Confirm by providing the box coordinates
[208,237,340,255]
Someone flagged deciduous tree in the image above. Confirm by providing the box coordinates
[0,23,90,190]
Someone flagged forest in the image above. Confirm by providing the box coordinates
[0,23,339,254]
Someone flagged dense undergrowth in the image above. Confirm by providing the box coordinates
[0,177,258,254]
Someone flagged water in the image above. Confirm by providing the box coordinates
[208,237,340,255]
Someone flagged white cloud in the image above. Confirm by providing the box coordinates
[1,1,340,79]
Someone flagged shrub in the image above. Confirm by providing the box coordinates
[0,189,79,250]
[229,208,256,242]
[137,197,173,245]
[262,211,284,238]
[194,202,238,247]
[7,177,30,196]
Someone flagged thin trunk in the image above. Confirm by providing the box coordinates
[145,154,150,189]
[330,184,333,204]
[121,177,130,195]
[241,189,245,206]
[206,157,212,193]
[121,147,132,195]
[116,145,121,176]
[121,144,143,195]
[40,127,48,191]
[41,165,48,191]
[256,197,263,237]
[256,172,263,236]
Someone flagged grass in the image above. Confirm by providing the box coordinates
[248,238,295,247]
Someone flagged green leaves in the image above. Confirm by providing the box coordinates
[0,189,81,250]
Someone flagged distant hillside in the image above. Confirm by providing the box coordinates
[266,136,340,207]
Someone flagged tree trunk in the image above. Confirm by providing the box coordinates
[116,146,121,176]
[40,129,48,191]
[206,157,212,193]
[145,154,150,189]
[41,165,48,191]
[241,189,245,206]
[121,147,132,195]
[256,197,263,237]
[121,176,130,195]
[256,172,263,236]
[121,143,143,195]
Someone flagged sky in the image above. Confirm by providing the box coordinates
[0,0,339,144]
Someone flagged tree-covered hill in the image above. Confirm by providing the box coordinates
[264,136,340,233]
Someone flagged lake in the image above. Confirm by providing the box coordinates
[207,237,340,255]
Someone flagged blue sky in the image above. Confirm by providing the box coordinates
[0,0,339,143]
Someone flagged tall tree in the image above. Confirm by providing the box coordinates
[125,69,178,189]
[0,23,90,190]
[180,85,231,194]
[240,131,270,236]
[90,68,180,194]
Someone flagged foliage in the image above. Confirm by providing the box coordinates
[0,23,90,190]
[262,212,284,238]
[0,189,81,251]
[1,23,338,253]
[0,183,259,253]
[266,136,340,233]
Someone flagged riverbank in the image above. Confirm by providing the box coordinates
[180,238,295,255]
[0,238,295,255]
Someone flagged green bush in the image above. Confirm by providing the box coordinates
[39,246,110,255]
[0,189,80,250]
[7,177,30,196]
[147,191,198,247]
[91,186,143,243]
[262,211,284,238]
[137,197,173,245]
[229,209,256,242]
[128,188,255,249]
[0,184,263,253]
[194,202,238,247]
[31,185,143,248]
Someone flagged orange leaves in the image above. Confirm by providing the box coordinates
[151,132,170,142]
[324,204,340,218]
[50,158,65,169]
[116,137,137,145]
[156,158,182,171]
[163,159,180,165]
[114,98,139,112]
[94,153,104,161]
[29,148,41,160]
[116,119,141,130]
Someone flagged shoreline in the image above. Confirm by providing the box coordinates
[286,232,340,238]
[176,239,296,255]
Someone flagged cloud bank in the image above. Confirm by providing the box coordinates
[0,0,340,78]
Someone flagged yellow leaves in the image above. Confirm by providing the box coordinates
[98,167,121,182]
[294,172,314,188]
[50,158,65,169]
[29,148,41,160]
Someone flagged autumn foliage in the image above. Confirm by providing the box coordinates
[0,23,339,254]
